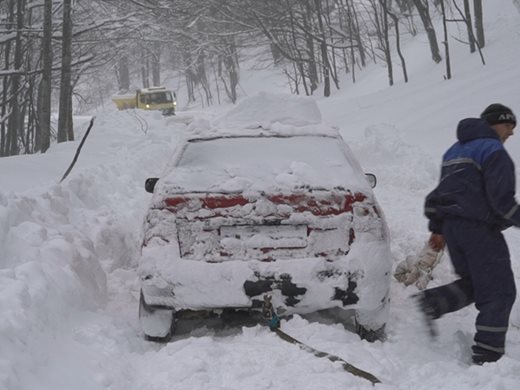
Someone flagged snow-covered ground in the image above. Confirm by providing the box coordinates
[2,2,520,389]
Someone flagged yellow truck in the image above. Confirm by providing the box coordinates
[112,86,176,115]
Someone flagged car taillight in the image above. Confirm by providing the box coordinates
[164,192,366,216]
[164,196,188,208]
[267,192,366,216]
[202,195,249,209]
[164,192,366,218]
[164,195,249,211]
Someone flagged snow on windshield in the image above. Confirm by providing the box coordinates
[162,135,369,193]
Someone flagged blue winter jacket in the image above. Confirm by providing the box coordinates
[425,118,520,233]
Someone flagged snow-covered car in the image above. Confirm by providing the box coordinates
[138,93,391,342]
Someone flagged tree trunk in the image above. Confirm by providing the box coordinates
[412,0,442,63]
[221,40,239,103]
[300,1,317,94]
[283,0,309,95]
[141,50,150,88]
[513,0,520,13]
[343,0,356,82]
[377,0,393,86]
[270,43,283,65]
[151,42,161,86]
[388,9,408,83]
[324,0,340,91]
[36,0,52,153]
[24,79,34,153]
[117,56,130,92]
[314,0,331,96]
[350,0,366,67]
[197,51,212,106]
[463,0,475,53]
[440,0,451,79]
[67,89,74,141]
[1,0,15,157]
[58,0,74,143]
[7,0,25,155]
[473,0,484,48]
[23,4,35,154]
[183,52,196,103]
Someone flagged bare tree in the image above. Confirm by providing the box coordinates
[462,0,476,53]
[440,0,451,79]
[36,0,53,153]
[151,42,161,86]
[386,5,408,83]
[473,0,484,48]
[116,56,130,92]
[513,0,520,13]
[412,0,442,63]
[6,0,25,156]
[57,0,74,143]
[450,0,485,64]
[1,0,16,157]
[314,0,331,96]
[300,1,317,94]
[371,0,393,86]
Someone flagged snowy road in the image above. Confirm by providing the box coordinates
[2,106,519,390]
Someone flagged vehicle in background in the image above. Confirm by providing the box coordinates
[111,86,176,115]
[137,93,391,343]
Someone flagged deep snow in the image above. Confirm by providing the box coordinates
[2,1,520,389]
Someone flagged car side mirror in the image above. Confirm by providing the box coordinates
[145,177,159,193]
[365,173,377,188]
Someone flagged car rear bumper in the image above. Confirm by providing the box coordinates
[139,239,391,319]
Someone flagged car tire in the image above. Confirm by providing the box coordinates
[355,320,386,342]
[353,296,389,342]
[162,108,175,116]
[139,290,176,342]
[318,307,386,342]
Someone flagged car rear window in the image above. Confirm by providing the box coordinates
[179,136,345,168]
[165,135,367,193]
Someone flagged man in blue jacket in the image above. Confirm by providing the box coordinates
[416,103,517,365]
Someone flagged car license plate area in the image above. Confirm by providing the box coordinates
[220,225,308,250]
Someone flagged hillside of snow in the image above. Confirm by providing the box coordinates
[1,2,520,389]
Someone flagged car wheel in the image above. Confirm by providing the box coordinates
[354,306,388,342]
[161,108,175,116]
[317,307,386,342]
[355,320,386,342]
[353,298,389,342]
[139,290,176,342]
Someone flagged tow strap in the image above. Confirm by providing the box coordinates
[262,295,382,386]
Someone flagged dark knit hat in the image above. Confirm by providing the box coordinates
[480,103,516,128]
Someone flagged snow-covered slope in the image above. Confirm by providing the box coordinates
[1,2,520,389]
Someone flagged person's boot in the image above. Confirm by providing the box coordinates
[412,293,439,339]
[471,346,503,365]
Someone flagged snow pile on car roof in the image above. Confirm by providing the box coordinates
[213,91,322,129]
[185,92,337,140]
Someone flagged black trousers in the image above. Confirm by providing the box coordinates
[423,218,516,356]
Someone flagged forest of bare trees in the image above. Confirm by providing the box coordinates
[0,0,489,157]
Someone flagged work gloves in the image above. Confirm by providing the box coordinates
[394,233,445,290]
